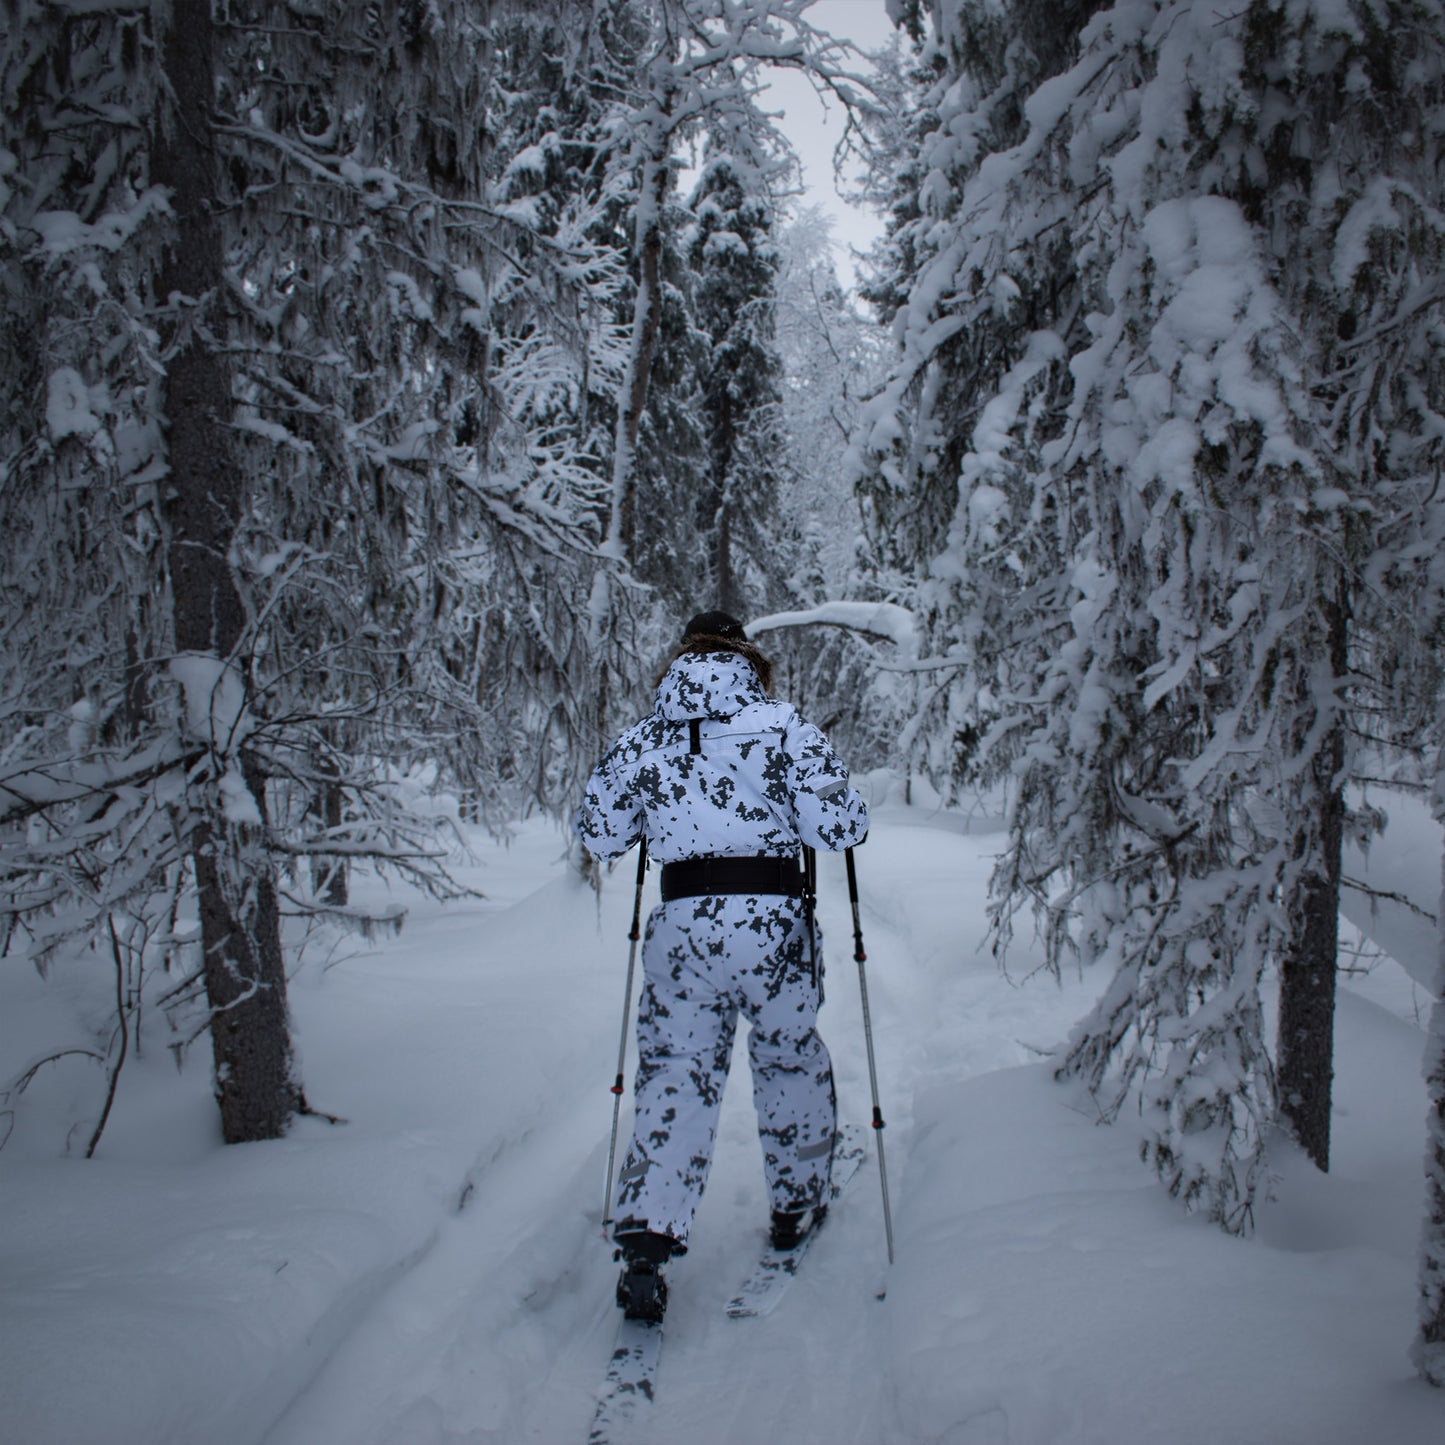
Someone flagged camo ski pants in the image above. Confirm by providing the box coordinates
[613,891,835,1249]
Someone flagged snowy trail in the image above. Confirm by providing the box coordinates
[262,837,910,1444]
[261,796,1095,1445]
[266,1092,616,1444]
[5,789,1442,1445]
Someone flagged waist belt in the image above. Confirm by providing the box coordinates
[659,854,804,902]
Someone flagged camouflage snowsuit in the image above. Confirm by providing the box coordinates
[577,651,869,1248]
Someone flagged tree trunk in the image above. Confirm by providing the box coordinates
[1276,595,1346,1171]
[152,0,297,1143]
[1414,722,1445,1385]
[310,740,348,907]
[711,381,737,613]
[716,501,736,616]
[609,139,672,556]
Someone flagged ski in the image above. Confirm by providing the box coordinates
[588,1316,663,1445]
[724,1123,869,1320]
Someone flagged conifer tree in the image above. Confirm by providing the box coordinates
[687,139,790,617]
[155,0,296,1141]
[772,209,896,758]
[856,0,1445,1231]
[0,0,626,1146]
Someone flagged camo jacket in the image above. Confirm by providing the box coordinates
[577,651,868,863]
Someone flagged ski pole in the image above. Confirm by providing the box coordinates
[602,838,648,1228]
[846,845,894,1265]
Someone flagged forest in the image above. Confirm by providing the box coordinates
[3,0,1445,1415]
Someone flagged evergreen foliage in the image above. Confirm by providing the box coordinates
[0,0,877,1151]
[772,209,899,765]
[0,0,625,1143]
[7,0,1445,1389]
[687,141,790,616]
[855,0,1445,1235]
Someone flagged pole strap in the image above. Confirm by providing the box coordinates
[801,844,819,991]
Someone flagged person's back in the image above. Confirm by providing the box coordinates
[578,647,866,865]
[577,612,868,1323]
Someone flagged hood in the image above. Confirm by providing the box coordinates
[654,651,766,722]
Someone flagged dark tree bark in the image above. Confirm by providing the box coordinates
[1415,720,1445,1385]
[708,375,737,614]
[1423,980,1445,1380]
[716,501,736,617]
[310,741,349,907]
[1276,594,1347,1171]
[612,150,672,555]
[152,0,297,1144]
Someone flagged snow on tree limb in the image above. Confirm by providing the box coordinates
[857,0,1445,1240]
[747,601,917,654]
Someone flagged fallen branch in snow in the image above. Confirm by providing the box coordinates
[296,1094,347,1127]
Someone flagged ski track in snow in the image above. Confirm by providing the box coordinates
[265,824,935,1445]
[3,787,1443,1444]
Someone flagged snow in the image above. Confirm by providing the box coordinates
[45,367,102,440]
[1333,177,1404,292]
[170,653,249,747]
[1343,788,1443,995]
[30,189,171,259]
[1,786,1442,1443]
[748,601,917,654]
[235,415,312,452]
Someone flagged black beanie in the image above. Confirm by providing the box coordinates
[682,611,747,642]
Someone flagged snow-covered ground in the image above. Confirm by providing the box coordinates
[2,777,1441,1444]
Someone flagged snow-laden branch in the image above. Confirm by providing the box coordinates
[746,601,916,655]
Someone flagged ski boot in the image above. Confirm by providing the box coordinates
[769,1201,828,1251]
[614,1229,676,1323]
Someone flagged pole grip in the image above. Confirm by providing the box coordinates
[628,838,648,939]
[846,845,867,962]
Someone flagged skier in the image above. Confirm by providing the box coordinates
[577,611,870,1322]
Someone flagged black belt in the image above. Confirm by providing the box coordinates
[659,854,804,902]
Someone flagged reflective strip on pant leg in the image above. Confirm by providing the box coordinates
[797,1133,836,1162]
[619,1160,651,1183]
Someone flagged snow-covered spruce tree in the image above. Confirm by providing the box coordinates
[776,210,883,599]
[686,137,791,618]
[584,0,869,722]
[216,0,627,828]
[591,8,712,627]
[854,0,1445,1228]
[0,0,625,1147]
[854,0,1101,790]
[0,0,298,1142]
[1,1,187,1149]
[625,215,713,621]
[462,3,664,810]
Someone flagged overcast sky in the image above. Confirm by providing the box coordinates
[765,0,902,288]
